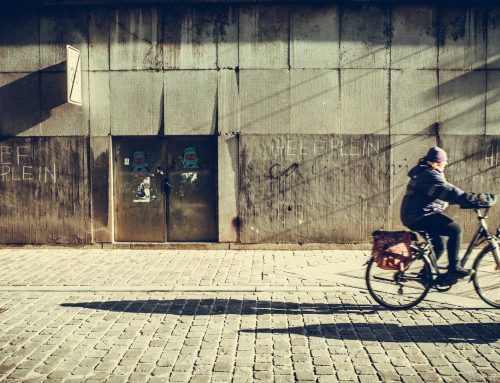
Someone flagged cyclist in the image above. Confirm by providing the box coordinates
[400,147,471,278]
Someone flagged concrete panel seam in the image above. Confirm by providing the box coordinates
[287,5,291,70]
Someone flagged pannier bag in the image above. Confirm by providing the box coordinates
[372,230,413,271]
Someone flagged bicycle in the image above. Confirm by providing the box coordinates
[365,199,500,310]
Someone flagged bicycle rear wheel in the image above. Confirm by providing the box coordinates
[365,256,432,310]
[473,246,500,308]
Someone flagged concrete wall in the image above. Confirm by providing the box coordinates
[0,137,91,244]
[0,3,499,243]
[239,135,391,243]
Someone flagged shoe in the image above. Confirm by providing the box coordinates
[448,266,472,278]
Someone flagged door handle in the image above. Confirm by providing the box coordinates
[156,166,165,176]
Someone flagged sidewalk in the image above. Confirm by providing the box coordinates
[0,249,498,383]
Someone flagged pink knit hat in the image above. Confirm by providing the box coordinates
[425,147,448,163]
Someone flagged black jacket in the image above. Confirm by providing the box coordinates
[400,160,465,227]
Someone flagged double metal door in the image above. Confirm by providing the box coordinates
[113,136,217,242]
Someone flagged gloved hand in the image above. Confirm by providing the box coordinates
[459,192,497,208]
[479,193,496,204]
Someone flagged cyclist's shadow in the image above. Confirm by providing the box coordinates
[61,299,382,315]
[61,299,496,316]
[240,322,500,344]
[61,298,499,344]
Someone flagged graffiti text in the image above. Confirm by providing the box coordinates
[0,145,56,183]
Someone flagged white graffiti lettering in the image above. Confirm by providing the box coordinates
[0,146,12,164]
[273,137,381,158]
[22,166,33,180]
[44,164,56,183]
[0,165,10,179]
[17,146,29,165]
[485,144,499,167]
[0,165,56,183]
[0,144,57,184]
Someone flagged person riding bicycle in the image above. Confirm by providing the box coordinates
[400,147,472,278]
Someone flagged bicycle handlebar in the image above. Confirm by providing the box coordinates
[459,193,497,209]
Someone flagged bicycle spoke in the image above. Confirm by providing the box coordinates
[473,248,500,308]
[478,284,500,293]
[366,258,431,310]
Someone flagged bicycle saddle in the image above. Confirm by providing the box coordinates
[412,231,430,240]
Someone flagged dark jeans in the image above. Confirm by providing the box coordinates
[408,213,462,269]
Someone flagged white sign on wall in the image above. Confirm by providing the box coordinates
[66,45,82,105]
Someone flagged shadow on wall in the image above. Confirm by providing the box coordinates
[0,62,66,137]
[428,58,500,131]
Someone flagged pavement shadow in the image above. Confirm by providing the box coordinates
[61,299,380,315]
[60,299,499,344]
[60,298,490,315]
[240,323,500,344]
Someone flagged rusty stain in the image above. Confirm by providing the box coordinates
[491,11,500,29]
[164,7,183,68]
[163,6,221,67]
[91,143,111,243]
[232,217,241,230]
[450,17,466,42]
[256,6,287,42]
[216,6,238,42]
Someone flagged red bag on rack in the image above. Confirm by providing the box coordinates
[372,231,413,271]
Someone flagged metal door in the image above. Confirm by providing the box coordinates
[165,137,218,242]
[113,137,165,242]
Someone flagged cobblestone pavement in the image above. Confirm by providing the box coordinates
[0,249,499,383]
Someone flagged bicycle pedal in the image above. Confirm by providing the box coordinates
[435,274,458,286]
[433,284,453,292]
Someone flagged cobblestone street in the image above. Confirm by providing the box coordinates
[0,249,498,383]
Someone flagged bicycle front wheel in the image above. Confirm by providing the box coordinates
[365,256,432,310]
[473,246,500,308]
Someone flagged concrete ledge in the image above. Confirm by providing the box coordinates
[118,242,231,250]
[229,243,372,250]
[0,244,103,250]
[0,242,372,250]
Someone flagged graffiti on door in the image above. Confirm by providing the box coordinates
[127,150,157,203]
[181,146,200,169]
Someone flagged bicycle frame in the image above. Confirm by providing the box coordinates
[459,208,500,269]
[417,207,500,276]
[366,204,500,309]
